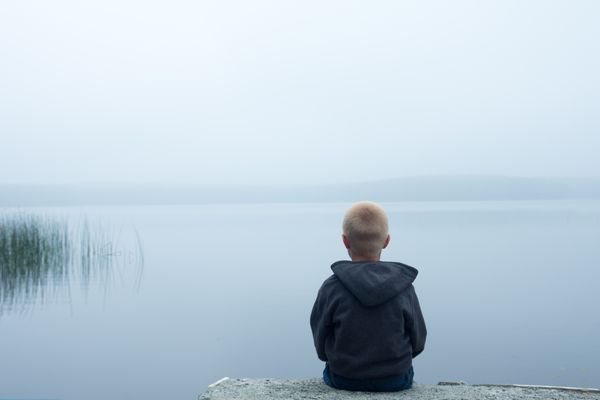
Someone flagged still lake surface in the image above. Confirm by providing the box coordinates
[1,201,599,399]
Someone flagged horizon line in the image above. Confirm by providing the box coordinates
[2,174,600,187]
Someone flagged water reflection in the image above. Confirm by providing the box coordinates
[0,212,144,314]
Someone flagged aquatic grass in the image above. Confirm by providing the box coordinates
[0,212,144,315]
[75,218,139,301]
[0,213,71,312]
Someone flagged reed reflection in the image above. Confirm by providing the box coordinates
[0,212,144,315]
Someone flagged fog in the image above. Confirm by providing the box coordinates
[1,1,599,185]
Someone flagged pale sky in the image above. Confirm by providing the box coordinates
[1,0,599,185]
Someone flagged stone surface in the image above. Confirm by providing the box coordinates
[200,378,600,400]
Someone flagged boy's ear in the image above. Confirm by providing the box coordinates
[342,234,351,249]
[383,234,391,249]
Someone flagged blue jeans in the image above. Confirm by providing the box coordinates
[322,364,414,392]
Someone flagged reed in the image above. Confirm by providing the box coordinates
[0,212,143,315]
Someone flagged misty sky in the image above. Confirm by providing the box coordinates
[1,1,599,185]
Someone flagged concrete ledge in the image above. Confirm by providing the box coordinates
[199,378,600,400]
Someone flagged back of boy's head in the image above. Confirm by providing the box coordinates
[343,201,389,258]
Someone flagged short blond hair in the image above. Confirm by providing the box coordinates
[342,201,389,257]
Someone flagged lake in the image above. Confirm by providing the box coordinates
[1,201,599,399]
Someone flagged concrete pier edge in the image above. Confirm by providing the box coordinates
[200,377,600,400]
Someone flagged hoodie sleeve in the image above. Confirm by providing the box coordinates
[310,281,333,362]
[404,285,427,358]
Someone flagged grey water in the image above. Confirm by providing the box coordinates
[1,201,599,400]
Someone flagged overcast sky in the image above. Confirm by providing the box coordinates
[1,1,599,185]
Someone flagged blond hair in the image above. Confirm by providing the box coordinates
[342,201,389,257]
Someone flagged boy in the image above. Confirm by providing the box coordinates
[310,201,427,392]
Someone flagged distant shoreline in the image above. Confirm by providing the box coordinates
[2,176,600,207]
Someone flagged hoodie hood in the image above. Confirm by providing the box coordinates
[331,261,418,307]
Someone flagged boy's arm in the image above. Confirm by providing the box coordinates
[405,285,427,358]
[310,284,333,362]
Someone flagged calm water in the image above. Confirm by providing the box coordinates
[1,201,599,399]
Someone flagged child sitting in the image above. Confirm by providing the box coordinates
[310,201,427,392]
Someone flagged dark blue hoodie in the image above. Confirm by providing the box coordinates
[310,261,427,380]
